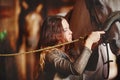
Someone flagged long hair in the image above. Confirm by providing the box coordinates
[39,16,66,48]
[39,15,66,70]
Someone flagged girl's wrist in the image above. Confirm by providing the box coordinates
[84,39,93,50]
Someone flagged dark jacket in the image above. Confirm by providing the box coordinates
[41,47,92,80]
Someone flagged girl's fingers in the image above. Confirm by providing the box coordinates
[97,31,105,34]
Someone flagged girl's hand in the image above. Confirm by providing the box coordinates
[85,31,105,50]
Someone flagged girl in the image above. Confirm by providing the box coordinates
[37,16,105,80]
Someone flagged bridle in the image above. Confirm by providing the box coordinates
[86,0,120,79]
[91,2,110,79]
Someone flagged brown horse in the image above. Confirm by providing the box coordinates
[65,0,120,80]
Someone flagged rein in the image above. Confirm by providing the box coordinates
[0,37,85,56]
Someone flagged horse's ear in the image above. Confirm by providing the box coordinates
[35,4,43,13]
[64,9,73,24]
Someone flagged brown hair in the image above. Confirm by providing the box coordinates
[39,15,66,48]
[39,15,66,70]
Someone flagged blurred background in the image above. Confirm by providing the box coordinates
[0,0,76,80]
[0,0,75,51]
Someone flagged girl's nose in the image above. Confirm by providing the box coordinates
[70,30,72,34]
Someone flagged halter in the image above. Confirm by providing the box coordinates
[101,11,120,79]
[86,0,120,79]
[91,3,110,79]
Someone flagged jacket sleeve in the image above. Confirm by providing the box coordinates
[73,47,92,75]
[45,47,92,75]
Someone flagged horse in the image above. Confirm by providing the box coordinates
[65,0,120,79]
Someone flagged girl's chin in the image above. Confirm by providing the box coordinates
[68,39,72,42]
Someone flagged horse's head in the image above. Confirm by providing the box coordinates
[65,0,120,55]
[85,0,120,55]
[65,1,120,79]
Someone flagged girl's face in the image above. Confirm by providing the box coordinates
[62,19,72,42]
